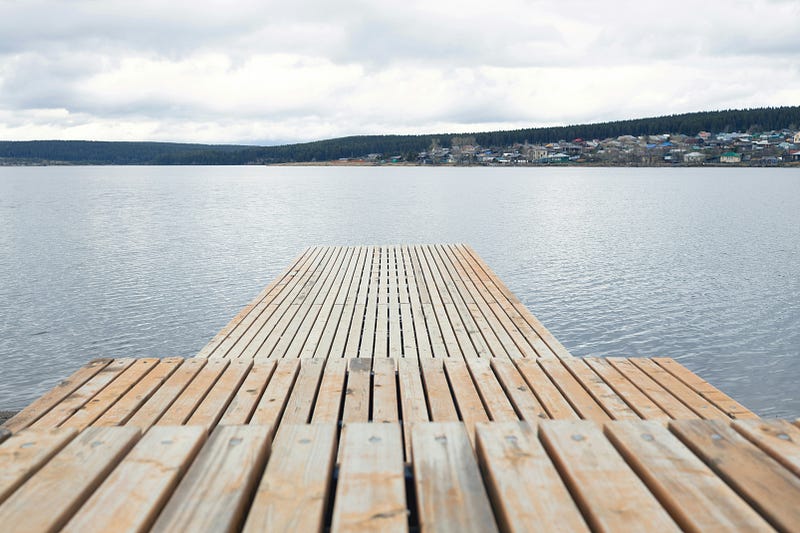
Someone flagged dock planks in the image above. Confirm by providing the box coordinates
[1,243,783,532]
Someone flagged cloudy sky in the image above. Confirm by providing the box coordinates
[1,0,798,145]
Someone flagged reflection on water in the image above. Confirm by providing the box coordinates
[0,166,798,416]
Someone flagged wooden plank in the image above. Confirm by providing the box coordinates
[94,357,184,426]
[0,426,140,532]
[218,361,277,425]
[606,420,772,532]
[332,423,407,533]
[539,420,680,532]
[514,359,578,419]
[466,358,517,421]
[125,358,206,431]
[31,358,136,429]
[249,358,300,428]
[62,426,207,533]
[328,246,368,358]
[342,358,371,424]
[402,245,436,358]
[373,357,398,423]
[313,246,363,358]
[670,419,800,532]
[419,359,458,422]
[732,419,800,477]
[412,422,498,533]
[243,424,337,533]
[280,358,325,424]
[607,357,697,419]
[413,245,462,358]
[388,246,403,358]
[61,358,160,430]
[157,358,230,426]
[630,358,728,419]
[360,247,380,357]
[151,424,272,533]
[444,358,490,444]
[654,357,758,419]
[397,358,429,460]
[0,427,78,505]
[584,358,669,420]
[312,358,348,423]
[195,247,311,358]
[2,358,112,433]
[538,359,610,421]
[490,358,548,421]
[475,421,588,532]
[561,358,639,420]
[343,246,374,357]
[186,359,253,431]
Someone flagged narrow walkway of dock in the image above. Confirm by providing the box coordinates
[1,244,798,532]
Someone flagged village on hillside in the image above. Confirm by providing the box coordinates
[353,130,800,166]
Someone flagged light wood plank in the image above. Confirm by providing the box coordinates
[540,420,680,532]
[671,419,800,532]
[373,357,399,423]
[0,427,78,505]
[332,423,407,533]
[398,358,429,460]
[280,358,325,424]
[412,422,498,533]
[2,359,112,433]
[562,358,639,420]
[606,420,772,532]
[490,358,548,421]
[151,424,272,533]
[538,359,610,421]
[125,358,206,431]
[466,358,517,421]
[312,358,348,423]
[584,358,668,420]
[328,246,368,358]
[419,358,458,422]
[218,361,277,425]
[157,358,230,426]
[0,426,140,532]
[475,421,588,532]
[249,358,300,427]
[32,358,136,429]
[94,357,184,426]
[243,423,337,533]
[186,359,252,431]
[732,419,800,477]
[444,358,490,444]
[514,359,578,419]
[63,426,207,533]
[342,358,372,424]
[654,357,758,419]
[607,357,697,419]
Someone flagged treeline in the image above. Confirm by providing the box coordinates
[2,106,798,165]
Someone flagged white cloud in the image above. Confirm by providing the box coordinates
[0,0,798,143]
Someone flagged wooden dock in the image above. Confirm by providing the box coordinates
[2,244,799,532]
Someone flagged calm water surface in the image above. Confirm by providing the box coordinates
[1,166,798,416]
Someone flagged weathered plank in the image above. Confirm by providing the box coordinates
[490,358,547,421]
[514,359,578,419]
[249,358,300,427]
[62,426,207,533]
[157,358,229,426]
[218,361,277,425]
[373,357,399,423]
[311,357,348,423]
[419,359,458,422]
[0,426,140,532]
[732,418,800,477]
[606,420,772,532]
[475,421,588,532]
[332,423,407,533]
[186,358,252,431]
[0,427,78,505]
[151,424,272,533]
[243,424,337,533]
[342,357,371,424]
[412,422,498,533]
[539,420,680,532]
[280,358,325,424]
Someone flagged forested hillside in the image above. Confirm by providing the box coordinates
[2,106,798,165]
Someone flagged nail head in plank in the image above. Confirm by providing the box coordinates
[151,424,273,533]
[2,359,112,433]
[62,425,207,533]
[539,420,681,532]
[0,426,140,532]
[605,420,772,532]
[412,422,499,533]
[243,423,337,533]
[0,427,78,505]
[476,421,588,532]
[332,422,407,533]
[670,419,800,532]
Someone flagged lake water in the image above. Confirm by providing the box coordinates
[1,166,798,417]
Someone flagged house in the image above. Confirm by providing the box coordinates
[720,152,742,164]
[684,151,705,164]
[794,132,800,144]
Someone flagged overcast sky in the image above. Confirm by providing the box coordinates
[1,0,798,145]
